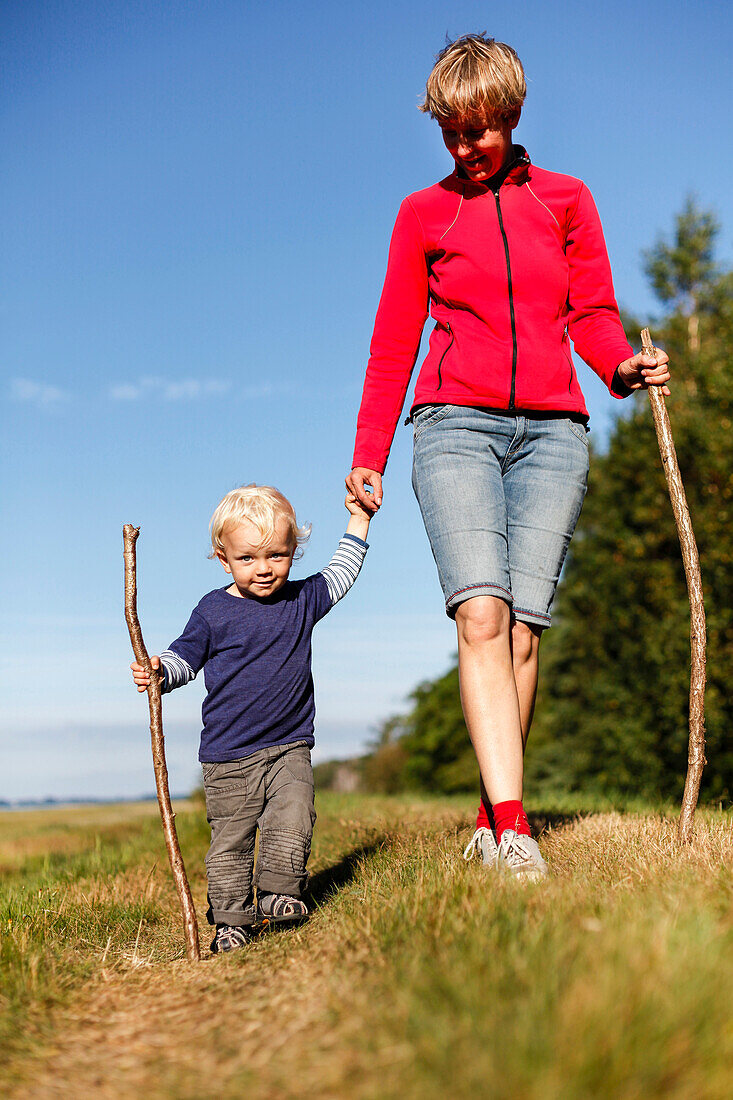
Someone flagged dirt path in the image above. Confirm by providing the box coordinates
[5,809,429,1099]
[12,931,331,1097]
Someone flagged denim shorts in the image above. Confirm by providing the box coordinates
[411,405,589,628]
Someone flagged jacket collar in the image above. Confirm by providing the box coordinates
[454,145,531,191]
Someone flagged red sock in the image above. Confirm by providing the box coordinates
[476,780,496,833]
[492,800,531,841]
[476,799,495,831]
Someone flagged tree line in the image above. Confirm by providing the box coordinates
[349,200,733,803]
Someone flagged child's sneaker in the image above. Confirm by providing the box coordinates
[463,826,499,868]
[257,893,309,924]
[497,829,549,882]
[210,924,253,953]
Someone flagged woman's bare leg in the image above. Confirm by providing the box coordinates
[510,619,542,748]
[477,617,542,809]
[455,596,524,804]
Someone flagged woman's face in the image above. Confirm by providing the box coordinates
[440,110,519,182]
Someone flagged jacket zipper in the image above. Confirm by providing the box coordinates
[493,188,518,409]
[436,322,453,390]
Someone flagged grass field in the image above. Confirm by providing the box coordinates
[1,793,732,1098]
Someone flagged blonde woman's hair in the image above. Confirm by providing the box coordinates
[420,34,526,123]
[209,485,311,559]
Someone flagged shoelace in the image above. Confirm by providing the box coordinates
[499,833,535,869]
[463,827,494,861]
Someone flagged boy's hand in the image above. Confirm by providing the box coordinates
[345,492,371,540]
[345,492,372,517]
[130,655,161,692]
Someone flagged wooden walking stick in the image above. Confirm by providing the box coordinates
[123,524,201,960]
[640,329,707,843]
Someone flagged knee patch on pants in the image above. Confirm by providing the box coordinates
[257,827,312,896]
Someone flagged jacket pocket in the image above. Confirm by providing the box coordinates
[436,323,454,390]
[563,337,575,393]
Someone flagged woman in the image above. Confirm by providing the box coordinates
[346,35,670,879]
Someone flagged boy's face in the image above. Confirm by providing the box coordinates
[217,517,294,599]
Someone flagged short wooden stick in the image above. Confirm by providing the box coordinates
[640,329,707,843]
[123,524,201,960]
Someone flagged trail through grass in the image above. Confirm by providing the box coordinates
[1,794,732,1098]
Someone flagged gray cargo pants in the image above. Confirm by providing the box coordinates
[202,740,316,927]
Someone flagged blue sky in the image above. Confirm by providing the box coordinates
[2,0,731,800]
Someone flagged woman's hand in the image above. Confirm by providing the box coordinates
[130,655,160,692]
[345,467,383,513]
[617,348,671,396]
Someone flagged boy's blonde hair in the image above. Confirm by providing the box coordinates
[209,485,311,559]
[420,34,526,124]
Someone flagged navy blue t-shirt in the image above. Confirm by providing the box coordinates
[167,573,332,762]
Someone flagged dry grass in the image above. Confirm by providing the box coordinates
[0,801,194,873]
[2,795,733,1099]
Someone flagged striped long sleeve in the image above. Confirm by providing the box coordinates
[159,649,197,694]
[321,533,369,606]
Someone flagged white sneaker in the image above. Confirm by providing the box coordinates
[497,830,549,882]
[463,826,499,868]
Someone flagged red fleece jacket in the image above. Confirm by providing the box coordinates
[352,148,633,474]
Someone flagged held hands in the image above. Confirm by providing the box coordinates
[617,348,671,397]
[345,467,383,514]
[345,491,372,541]
[130,655,161,692]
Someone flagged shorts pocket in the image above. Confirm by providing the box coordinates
[412,404,451,440]
[566,419,589,445]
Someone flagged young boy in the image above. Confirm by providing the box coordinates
[131,485,370,953]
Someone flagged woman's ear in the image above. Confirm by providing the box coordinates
[506,107,522,131]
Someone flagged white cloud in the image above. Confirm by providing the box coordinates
[163,379,230,400]
[109,384,141,401]
[10,378,69,405]
[109,378,273,402]
[109,377,235,402]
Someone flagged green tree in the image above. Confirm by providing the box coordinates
[363,668,476,795]
[362,717,410,793]
[528,200,733,799]
[643,196,719,352]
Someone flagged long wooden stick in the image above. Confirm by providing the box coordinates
[123,524,201,960]
[640,329,707,843]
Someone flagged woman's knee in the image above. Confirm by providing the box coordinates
[511,619,541,665]
[455,596,511,646]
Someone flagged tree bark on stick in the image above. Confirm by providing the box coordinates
[123,524,201,960]
[640,329,707,843]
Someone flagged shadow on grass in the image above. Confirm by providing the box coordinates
[528,803,679,835]
[305,816,584,908]
[528,811,579,835]
[251,841,386,941]
[306,840,387,910]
